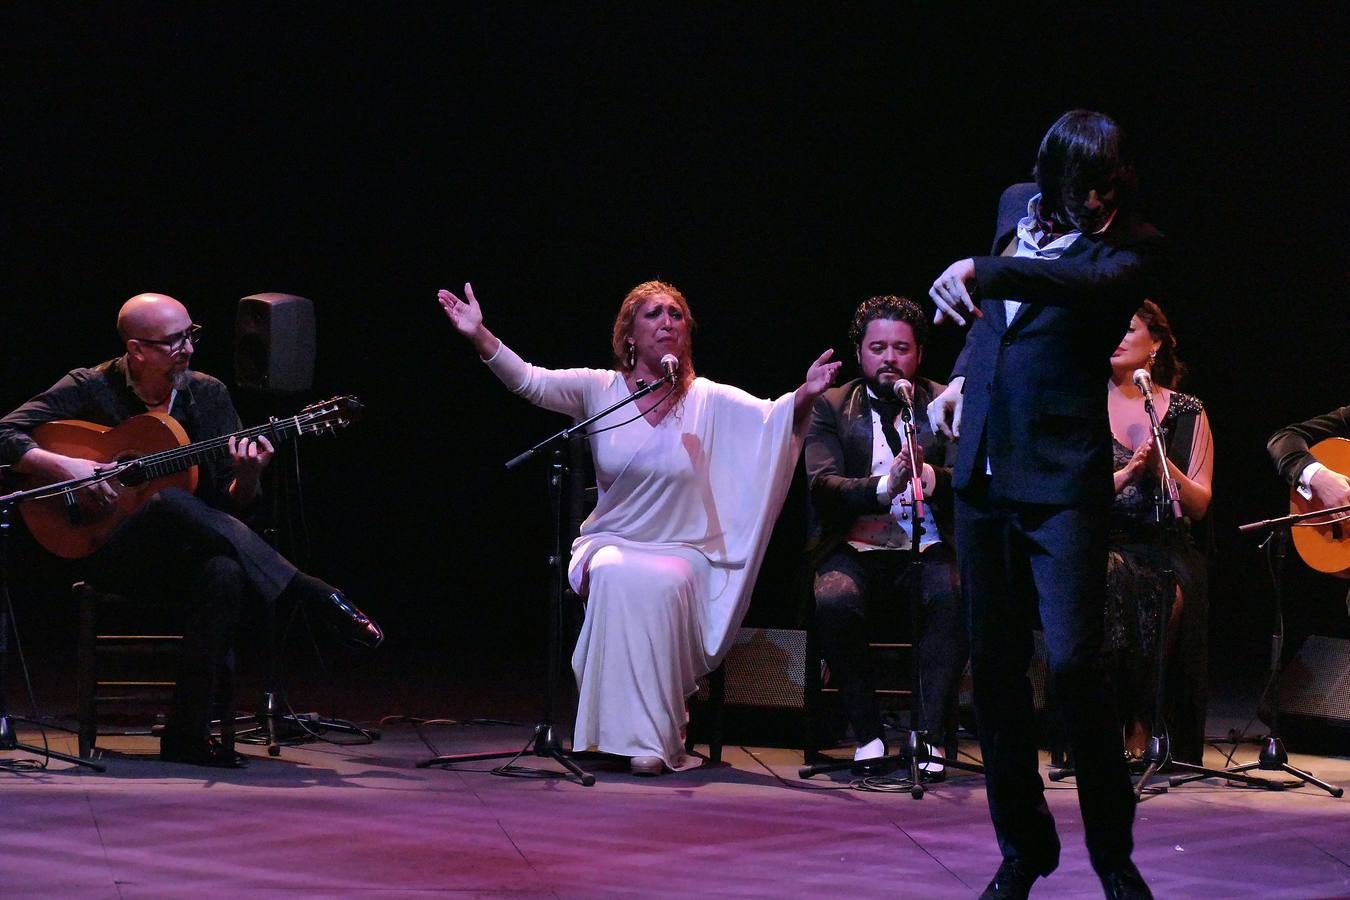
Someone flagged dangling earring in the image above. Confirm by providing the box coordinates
[1148,349,1157,368]
[625,340,636,370]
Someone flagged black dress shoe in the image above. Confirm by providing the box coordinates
[979,858,1045,900]
[850,755,893,777]
[160,734,248,769]
[849,740,891,776]
[1099,862,1152,900]
[288,573,384,649]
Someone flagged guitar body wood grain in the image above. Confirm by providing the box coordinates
[20,413,198,559]
[1290,437,1350,578]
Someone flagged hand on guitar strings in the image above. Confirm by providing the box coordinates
[1309,466,1350,510]
[55,455,119,507]
[228,434,275,482]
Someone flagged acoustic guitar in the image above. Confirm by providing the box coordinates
[18,395,361,559]
[1289,437,1350,578]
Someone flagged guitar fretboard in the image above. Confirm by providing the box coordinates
[122,414,310,484]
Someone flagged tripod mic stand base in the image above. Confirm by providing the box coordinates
[419,723,596,787]
[1051,754,1286,796]
[0,715,106,772]
[1169,736,1343,797]
[799,736,982,800]
[235,691,379,757]
[798,753,936,799]
[799,752,907,780]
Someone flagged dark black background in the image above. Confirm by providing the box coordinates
[4,4,1346,701]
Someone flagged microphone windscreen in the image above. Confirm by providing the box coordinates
[1132,368,1153,394]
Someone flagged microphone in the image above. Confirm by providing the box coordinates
[660,353,680,383]
[1132,368,1154,396]
[885,378,915,423]
[890,378,914,406]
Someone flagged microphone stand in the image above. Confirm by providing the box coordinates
[1131,392,1280,793]
[1142,389,1184,523]
[1049,391,1279,794]
[891,393,983,797]
[0,478,109,772]
[419,372,677,785]
[1165,506,1344,797]
[502,374,673,471]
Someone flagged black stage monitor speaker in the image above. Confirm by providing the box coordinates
[1262,634,1350,755]
[235,293,316,393]
[690,627,808,748]
[699,627,807,709]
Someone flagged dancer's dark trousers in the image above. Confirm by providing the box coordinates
[85,488,298,740]
[955,484,1134,875]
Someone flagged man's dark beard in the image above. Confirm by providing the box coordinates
[868,371,902,398]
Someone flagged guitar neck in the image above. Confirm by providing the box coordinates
[125,417,305,482]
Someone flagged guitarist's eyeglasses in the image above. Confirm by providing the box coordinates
[135,324,203,354]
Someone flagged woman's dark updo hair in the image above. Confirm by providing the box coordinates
[1137,299,1186,389]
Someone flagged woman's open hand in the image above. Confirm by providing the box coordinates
[438,283,483,339]
[794,349,842,425]
[437,282,501,359]
[802,348,842,399]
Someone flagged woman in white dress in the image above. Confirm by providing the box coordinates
[439,280,840,775]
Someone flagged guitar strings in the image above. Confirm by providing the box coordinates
[30,405,348,501]
[129,416,303,471]
[128,404,348,476]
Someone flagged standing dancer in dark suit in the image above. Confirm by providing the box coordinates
[926,111,1160,899]
[804,295,965,775]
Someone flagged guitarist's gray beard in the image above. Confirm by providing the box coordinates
[170,369,192,392]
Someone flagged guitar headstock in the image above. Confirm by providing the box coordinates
[297,395,364,437]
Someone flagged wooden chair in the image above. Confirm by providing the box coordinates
[74,581,184,758]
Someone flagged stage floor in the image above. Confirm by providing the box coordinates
[2,712,1347,899]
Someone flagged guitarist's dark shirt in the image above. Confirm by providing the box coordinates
[0,356,242,510]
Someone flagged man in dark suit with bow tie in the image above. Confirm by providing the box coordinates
[927,111,1161,899]
[804,295,965,777]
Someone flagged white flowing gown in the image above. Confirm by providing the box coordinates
[486,345,804,768]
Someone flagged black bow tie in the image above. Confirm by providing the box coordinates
[872,396,904,422]
[872,396,905,456]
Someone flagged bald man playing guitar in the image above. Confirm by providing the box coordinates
[0,293,382,767]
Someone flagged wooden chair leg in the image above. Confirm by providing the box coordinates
[75,583,98,759]
[802,625,825,763]
[708,662,725,764]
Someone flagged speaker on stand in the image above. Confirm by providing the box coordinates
[235,293,316,562]
[235,293,316,396]
[232,293,368,754]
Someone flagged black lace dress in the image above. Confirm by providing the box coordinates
[1105,391,1210,764]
